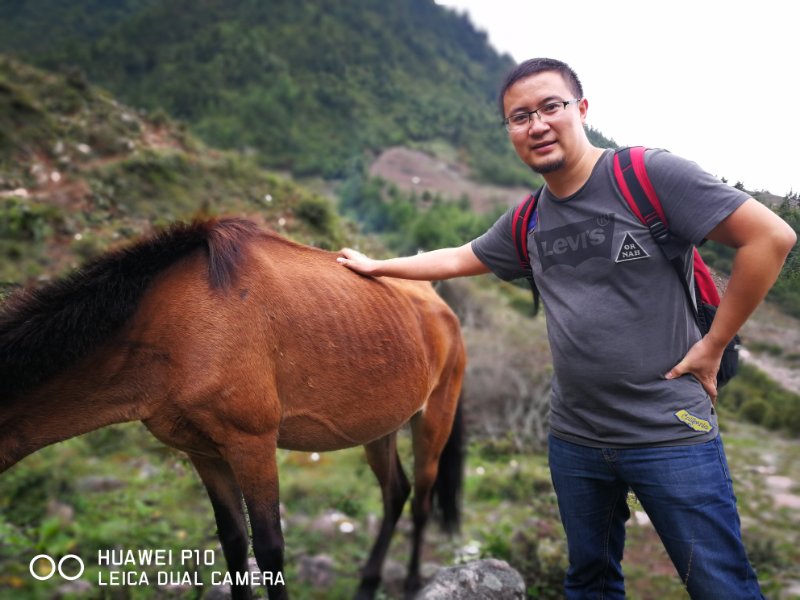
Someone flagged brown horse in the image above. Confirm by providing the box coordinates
[0,218,466,600]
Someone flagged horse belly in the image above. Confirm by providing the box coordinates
[276,377,429,452]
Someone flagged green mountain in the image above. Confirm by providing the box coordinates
[0,0,570,185]
[0,0,796,317]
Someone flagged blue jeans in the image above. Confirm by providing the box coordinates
[548,434,764,599]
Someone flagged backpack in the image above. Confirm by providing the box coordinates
[511,146,740,387]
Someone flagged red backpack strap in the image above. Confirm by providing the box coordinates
[692,248,721,305]
[614,149,737,384]
[613,146,670,243]
[613,147,722,303]
[511,187,544,314]
[511,188,542,269]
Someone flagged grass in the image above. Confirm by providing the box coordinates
[1,415,797,599]
[0,56,352,291]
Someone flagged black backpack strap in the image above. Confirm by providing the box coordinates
[511,187,543,314]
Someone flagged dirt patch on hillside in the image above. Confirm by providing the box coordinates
[709,270,800,394]
[369,147,532,213]
[740,300,800,395]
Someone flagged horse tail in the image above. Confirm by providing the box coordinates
[432,398,465,534]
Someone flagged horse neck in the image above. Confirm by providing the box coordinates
[0,355,153,473]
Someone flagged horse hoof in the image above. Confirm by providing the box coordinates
[403,578,422,599]
[354,584,378,600]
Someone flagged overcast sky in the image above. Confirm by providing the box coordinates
[436,0,798,197]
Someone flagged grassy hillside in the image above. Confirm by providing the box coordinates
[700,194,800,319]
[0,54,350,289]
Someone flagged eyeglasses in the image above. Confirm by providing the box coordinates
[503,99,582,132]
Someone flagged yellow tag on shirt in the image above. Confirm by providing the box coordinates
[674,410,712,433]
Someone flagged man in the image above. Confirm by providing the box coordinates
[338,58,796,599]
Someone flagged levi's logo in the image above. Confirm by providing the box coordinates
[537,214,615,271]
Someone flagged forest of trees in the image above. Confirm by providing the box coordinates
[0,0,796,319]
[0,0,552,185]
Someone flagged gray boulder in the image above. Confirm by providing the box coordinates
[416,558,526,599]
[297,554,335,588]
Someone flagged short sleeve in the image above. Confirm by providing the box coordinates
[644,149,749,245]
[470,205,530,282]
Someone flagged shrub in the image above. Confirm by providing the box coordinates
[0,197,60,241]
[718,363,800,436]
[739,399,771,426]
[296,195,337,235]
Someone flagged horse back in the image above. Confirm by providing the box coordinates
[135,231,464,453]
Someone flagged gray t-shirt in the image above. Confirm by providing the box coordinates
[472,149,748,448]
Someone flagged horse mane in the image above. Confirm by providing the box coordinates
[0,217,261,400]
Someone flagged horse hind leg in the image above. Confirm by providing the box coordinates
[355,432,411,600]
[405,391,464,598]
[188,454,253,600]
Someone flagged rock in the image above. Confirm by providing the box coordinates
[57,579,93,597]
[415,559,526,599]
[46,499,75,522]
[378,558,408,597]
[297,554,335,588]
[780,581,800,599]
[308,509,357,537]
[75,475,126,492]
[203,585,232,600]
[382,558,407,583]
[420,561,441,579]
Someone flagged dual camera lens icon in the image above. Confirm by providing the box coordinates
[29,554,85,581]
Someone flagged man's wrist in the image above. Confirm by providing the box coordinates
[703,329,731,353]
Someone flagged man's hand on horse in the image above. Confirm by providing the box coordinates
[338,248,380,276]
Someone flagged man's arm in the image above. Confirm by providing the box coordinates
[337,242,491,280]
[666,198,797,401]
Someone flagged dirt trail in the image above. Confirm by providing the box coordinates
[369,147,532,212]
[739,300,800,395]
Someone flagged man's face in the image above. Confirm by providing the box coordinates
[502,71,588,175]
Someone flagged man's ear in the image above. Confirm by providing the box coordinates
[578,98,589,123]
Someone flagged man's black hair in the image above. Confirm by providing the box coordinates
[498,58,584,118]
